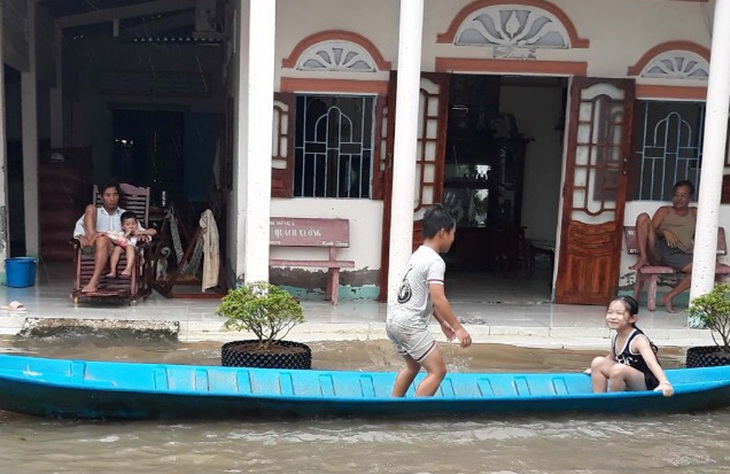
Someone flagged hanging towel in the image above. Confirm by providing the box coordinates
[199,209,220,291]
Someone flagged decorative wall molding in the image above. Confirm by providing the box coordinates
[635,85,707,101]
[628,41,710,79]
[437,0,589,49]
[279,77,388,94]
[435,57,587,76]
[282,30,391,72]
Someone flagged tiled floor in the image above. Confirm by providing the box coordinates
[0,261,712,348]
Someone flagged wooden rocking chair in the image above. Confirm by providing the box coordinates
[71,183,154,305]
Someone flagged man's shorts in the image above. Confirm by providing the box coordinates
[386,320,436,363]
[657,239,693,270]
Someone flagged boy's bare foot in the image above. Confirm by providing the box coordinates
[106,272,117,279]
[81,283,98,293]
[120,270,132,279]
[662,294,678,313]
[629,258,648,270]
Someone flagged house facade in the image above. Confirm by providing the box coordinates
[1,0,728,307]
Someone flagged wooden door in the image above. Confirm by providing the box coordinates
[377,73,451,301]
[555,78,635,305]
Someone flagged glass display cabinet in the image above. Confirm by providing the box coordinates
[443,136,528,270]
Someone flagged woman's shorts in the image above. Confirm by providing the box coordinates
[386,320,436,363]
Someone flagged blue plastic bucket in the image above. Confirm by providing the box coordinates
[5,257,38,288]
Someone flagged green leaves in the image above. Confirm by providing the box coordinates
[217,281,304,349]
[688,283,730,353]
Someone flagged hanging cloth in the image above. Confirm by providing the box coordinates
[199,209,220,291]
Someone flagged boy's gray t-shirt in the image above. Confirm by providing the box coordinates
[387,245,446,329]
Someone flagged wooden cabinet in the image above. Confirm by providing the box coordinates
[39,149,93,262]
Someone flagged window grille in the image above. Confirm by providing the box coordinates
[294,95,374,198]
[632,101,704,201]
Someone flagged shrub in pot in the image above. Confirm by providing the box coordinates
[217,281,311,369]
[686,282,730,368]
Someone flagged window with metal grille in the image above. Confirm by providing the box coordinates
[294,95,374,198]
[632,100,704,201]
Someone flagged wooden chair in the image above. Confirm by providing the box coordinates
[624,226,730,311]
[71,184,153,305]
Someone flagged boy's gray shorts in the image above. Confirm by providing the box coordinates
[386,320,436,363]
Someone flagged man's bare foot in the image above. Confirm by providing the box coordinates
[81,283,98,293]
[662,294,678,313]
[119,270,132,279]
[106,272,117,279]
[629,259,648,271]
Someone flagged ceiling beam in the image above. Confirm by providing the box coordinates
[58,0,197,29]
[123,12,195,38]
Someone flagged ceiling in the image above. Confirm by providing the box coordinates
[39,0,201,38]
[39,0,156,19]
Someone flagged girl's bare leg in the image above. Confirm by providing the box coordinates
[607,364,647,392]
[590,356,614,393]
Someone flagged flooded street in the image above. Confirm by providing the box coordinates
[1,336,728,473]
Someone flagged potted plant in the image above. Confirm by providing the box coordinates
[686,282,730,368]
[217,281,311,369]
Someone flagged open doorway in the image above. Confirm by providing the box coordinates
[443,74,567,303]
[112,109,185,202]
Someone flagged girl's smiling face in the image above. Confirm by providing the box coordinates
[605,299,637,330]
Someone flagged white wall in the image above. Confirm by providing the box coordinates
[500,83,564,242]
[270,198,383,270]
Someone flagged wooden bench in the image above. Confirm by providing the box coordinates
[269,217,355,305]
[624,226,730,311]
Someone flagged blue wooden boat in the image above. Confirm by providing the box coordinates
[0,354,729,420]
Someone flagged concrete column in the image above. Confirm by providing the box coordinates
[49,25,63,148]
[242,0,275,284]
[386,0,425,305]
[689,0,730,326]
[0,4,10,273]
[22,0,39,257]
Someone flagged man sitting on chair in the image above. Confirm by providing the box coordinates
[72,181,138,293]
[629,180,727,313]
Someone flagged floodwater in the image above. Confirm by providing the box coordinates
[1,337,728,474]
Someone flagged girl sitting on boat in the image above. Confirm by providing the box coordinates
[589,295,674,397]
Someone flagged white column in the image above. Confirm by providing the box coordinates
[689,0,730,326]
[0,3,10,274]
[242,0,275,284]
[387,0,425,305]
[50,25,63,148]
[22,0,39,257]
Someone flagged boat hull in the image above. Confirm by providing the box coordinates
[1,355,729,420]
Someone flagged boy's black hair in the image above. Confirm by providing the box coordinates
[422,204,456,239]
[120,211,138,223]
[673,180,695,196]
[98,180,121,196]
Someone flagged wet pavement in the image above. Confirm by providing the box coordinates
[0,262,714,350]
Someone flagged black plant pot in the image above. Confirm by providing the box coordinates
[685,345,730,368]
[221,340,312,369]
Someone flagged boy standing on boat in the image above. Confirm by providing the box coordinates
[386,204,472,397]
